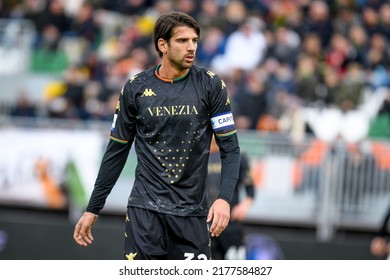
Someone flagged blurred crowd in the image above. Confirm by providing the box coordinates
[2,0,390,140]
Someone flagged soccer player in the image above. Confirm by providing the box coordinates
[207,136,254,259]
[73,11,240,260]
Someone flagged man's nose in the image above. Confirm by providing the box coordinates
[188,41,196,51]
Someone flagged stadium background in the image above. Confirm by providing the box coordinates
[0,0,389,260]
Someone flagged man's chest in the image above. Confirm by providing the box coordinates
[133,81,210,128]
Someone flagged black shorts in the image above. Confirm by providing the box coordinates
[124,206,211,260]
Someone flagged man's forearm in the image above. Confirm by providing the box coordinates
[86,139,132,214]
[217,134,240,204]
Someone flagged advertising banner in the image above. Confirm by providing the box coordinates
[0,129,104,210]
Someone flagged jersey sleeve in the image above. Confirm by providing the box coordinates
[110,79,137,144]
[208,72,237,138]
[86,139,131,214]
[206,70,240,204]
[86,77,138,214]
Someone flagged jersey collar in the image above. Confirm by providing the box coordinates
[154,65,190,83]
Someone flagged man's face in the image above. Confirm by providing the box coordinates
[163,26,199,71]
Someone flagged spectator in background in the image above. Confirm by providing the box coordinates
[232,70,268,130]
[21,0,46,34]
[211,16,267,75]
[267,0,300,27]
[174,0,199,18]
[196,26,226,68]
[34,0,70,47]
[334,62,366,112]
[66,1,99,46]
[295,54,322,106]
[36,23,61,52]
[325,32,354,76]
[79,51,107,85]
[218,0,248,36]
[266,63,296,105]
[364,33,390,89]
[299,33,325,64]
[348,25,370,66]
[300,0,333,48]
[257,89,289,133]
[361,6,383,37]
[266,26,300,67]
[10,90,37,118]
[62,66,87,118]
[332,1,361,37]
[365,33,390,67]
[320,66,342,107]
[196,0,223,29]
[379,3,390,36]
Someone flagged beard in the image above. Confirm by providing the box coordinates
[167,52,195,71]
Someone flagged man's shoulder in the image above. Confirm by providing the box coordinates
[191,65,224,88]
[192,65,221,78]
[126,67,155,85]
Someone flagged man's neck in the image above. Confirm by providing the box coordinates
[158,63,190,80]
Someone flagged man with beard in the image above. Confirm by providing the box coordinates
[73,11,240,260]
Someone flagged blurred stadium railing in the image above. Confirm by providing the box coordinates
[239,131,390,241]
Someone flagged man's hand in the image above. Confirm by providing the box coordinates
[207,198,230,237]
[370,236,388,257]
[73,212,98,247]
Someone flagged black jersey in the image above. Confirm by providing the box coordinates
[87,65,240,217]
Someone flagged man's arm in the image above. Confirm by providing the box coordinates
[207,133,240,237]
[86,139,132,214]
[216,133,240,203]
[73,139,132,246]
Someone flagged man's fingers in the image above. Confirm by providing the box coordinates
[86,227,94,242]
[74,228,93,246]
[73,216,95,247]
[208,199,230,237]
[209,216,219,236]
[80,234,93,246]
[73,224,83,243]
[210,217,229,237]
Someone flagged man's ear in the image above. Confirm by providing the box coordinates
[158,38,167,55]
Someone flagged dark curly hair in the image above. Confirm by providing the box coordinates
[153,11,200,58]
